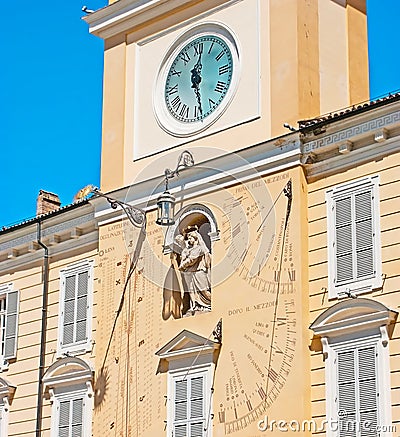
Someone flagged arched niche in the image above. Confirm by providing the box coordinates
[163,203,219,255]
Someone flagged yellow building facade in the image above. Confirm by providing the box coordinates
[0,1,399,436]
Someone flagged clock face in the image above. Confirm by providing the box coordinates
[154,24,239,137]
[165,35,233,123]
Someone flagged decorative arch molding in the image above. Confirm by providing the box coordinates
[0,377,16,407]
[309,298,398,358]
[43,357,94,401]
[163,203,219,254]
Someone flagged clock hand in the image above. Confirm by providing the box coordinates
[191,54,203,115]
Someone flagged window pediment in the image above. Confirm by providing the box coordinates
[43,357,94,397]
[310,298,398,354]
[156,329,220,361]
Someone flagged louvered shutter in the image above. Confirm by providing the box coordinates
[58,400,71,437]
[71,398,84,437]
[58,397,84,437]
[335,196,354,284]
[62,269,89,348]
[335,187,375,286]
[63,275,76,346]
[337,350,357,436]
[75,272,88,343]
[173,375,205,437]
[4,290,19,360]
[355,191,374,280]
[358,347,378,436]
[337,345,378,437]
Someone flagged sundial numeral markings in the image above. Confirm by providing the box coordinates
[267,367,279,383]
[288,269,296,282]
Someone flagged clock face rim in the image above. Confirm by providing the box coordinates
[153,22,240,138]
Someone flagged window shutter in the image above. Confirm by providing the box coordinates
[174,375,205,437]
[58,400,71,437]
[63,275,76,346]
[337,345,378,436]
[337,350,357,433]
[75,272,88,343]
[4,290,19,360]
[62,269,89,348]
[71,398,84,437]
[190,377,204,419]
[335,196,354,284]
[355,191,374,279]
[358,346,378,435]
[175,379,188,421]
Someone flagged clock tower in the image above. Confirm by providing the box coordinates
[84,0,368,192]
[84,1,370,436]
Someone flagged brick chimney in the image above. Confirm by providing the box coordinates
[36,190,61,216]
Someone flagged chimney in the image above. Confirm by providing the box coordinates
[36,190,61,216]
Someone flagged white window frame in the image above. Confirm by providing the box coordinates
[167,364,213,437]
[51,389,91,437]
[325,335,392,437]
[43,357,93,437]
[0,401,8,437]
[58,260,94,357]
[326,175,382,299]
[0,283,20,370]
[310,299,396,437]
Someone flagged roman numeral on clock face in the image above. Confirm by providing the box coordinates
[179,104,189,119]
[179,51,190,65]
[194,42,203,55]
[170,96,181,111]
[166,84,178,95]
[219,64,230,75]
[215,50,225,61]
[214,81,227,93]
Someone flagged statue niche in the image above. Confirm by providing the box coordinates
[162,208,216,320]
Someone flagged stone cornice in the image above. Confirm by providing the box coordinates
[90,134,301,225]
[301,100,400,182]
[0,204,98,274]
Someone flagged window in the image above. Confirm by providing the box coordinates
[326,176,381,298]
[172,370,209,437]
[334,340,379,434]
[43,357,93,437]
[55,392,86,437]
[58,260,94,356]
[310,299,396,437]
[156,329,220,437]
[0,283,19,369]
[0,377,16,437]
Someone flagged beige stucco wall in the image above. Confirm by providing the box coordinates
[0,248,98,436]
[308,152,400,431]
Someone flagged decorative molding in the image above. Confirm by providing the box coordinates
[303,110,400,154]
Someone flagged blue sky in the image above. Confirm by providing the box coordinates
[0,0,399,227]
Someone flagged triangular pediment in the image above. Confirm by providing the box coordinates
[156,329,219,360]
